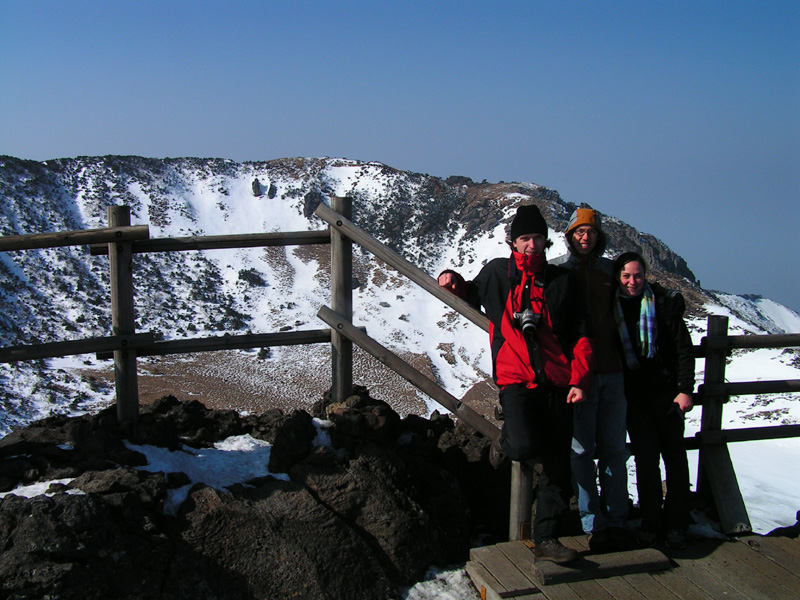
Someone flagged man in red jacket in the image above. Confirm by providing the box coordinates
[438,204,593,564]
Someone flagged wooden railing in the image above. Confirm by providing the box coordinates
[0,203,339,426]
[1,200,798,538]
[692,316,800,534]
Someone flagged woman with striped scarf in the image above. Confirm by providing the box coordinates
[614,252,695,550]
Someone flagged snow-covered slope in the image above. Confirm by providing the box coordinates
[0,153,797,430]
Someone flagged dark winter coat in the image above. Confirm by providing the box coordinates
[618,282,695,397]
[551,252,623,373]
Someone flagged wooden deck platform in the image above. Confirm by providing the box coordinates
[466,534,800,599]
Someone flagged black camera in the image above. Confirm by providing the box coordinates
[513,309,540,335]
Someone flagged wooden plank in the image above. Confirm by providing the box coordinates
[95,329,350,360]
[89,229,330,254]
[742,537,800,579]
[509,464,534,541]
[700,443,752,534]
[699,425,800,444]
[531,582,582,600]
[621,571,693,600]
[485,535,800,600]
[594,576,648,600]
[721,537,800,597]
[669,538,781,600]
[0,224,149,251]
[704,333,800,351]
[757,535,800,563]
[108,206,139,425]
[496,540,537,567]
[697,315,728,500]
[564,579,615,600]
[0,333,155,363]
[562,535,588,552]
[466,560,511,600]
[330,196,353,404]
[470,545,541,597]
[531,548,671,586]
[735,534,800,567]
[702,380,800,397]
[666,541,754,600]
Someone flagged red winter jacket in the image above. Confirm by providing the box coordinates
[459,251,593,391]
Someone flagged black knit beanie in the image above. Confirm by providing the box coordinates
[509,205,548,241]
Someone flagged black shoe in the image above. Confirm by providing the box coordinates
[608,526,636,551]
[534,538,579,564]
[665,529,687,549]
[636,528,659,548]
[588,529,613,554]
[489,440,507,469]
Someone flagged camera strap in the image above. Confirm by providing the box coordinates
[520,275,548,385]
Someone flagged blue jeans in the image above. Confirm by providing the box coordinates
[571,372,630,534]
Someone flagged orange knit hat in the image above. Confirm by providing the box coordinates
[565,207,601,236]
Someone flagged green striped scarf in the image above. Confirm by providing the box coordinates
[615,282,658,369]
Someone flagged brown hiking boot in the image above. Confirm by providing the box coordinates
[488,440,507,469]
[533,538,579,564]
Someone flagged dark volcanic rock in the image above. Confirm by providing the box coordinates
[178,480,397,599]
[0,391,510,599]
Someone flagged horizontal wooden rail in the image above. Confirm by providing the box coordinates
[697,424,800,444]
[701,379,800,397]
[703,333,800,351]
[89,230,330,255]
[0,333,156,363]
[317,304,500,441]
[95,329,348,359]
[0,225,150,252]
[315,203,490,333]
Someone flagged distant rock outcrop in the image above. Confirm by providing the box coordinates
[0,390,512,600]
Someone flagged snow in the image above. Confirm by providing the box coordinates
[122,433,289,516]
[755,298,800,333]
[0,479,85,498]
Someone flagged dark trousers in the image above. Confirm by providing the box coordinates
[627,388,691,533]
[499,383,573,543]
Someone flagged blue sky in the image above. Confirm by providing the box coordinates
[2,1,799,312]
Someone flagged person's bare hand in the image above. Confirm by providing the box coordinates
[567,387,585,404]
[674,392,693,413]
[438,272,458,292]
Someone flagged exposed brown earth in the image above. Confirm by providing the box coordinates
[80,346,502,427]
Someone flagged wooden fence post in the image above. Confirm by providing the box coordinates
[697,315,751,534]
[330,196,353,404]
[509,462,534,541]
[107,205,139,425]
